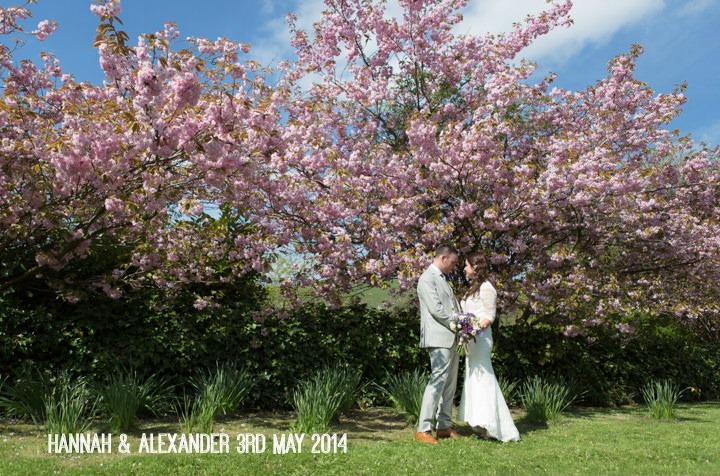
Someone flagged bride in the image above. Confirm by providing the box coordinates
[457,252,520,442]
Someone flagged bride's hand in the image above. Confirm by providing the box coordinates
[480,319,492,330]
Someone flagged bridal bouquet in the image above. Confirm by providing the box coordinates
[450,312,485,347]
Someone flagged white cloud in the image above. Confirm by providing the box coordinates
[258,0,278,16]
[251,0,667,74]
[384,0,405,20]
[458,0,665,65]
[678,0,716,16]
[249,0,325,66]
[697,120,720,147]
[249,17,291,66]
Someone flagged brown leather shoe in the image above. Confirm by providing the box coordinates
[436,427,462,439]
[415,431,438,445]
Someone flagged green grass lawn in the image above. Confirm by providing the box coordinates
[1,403,719,475]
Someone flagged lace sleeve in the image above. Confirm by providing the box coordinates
[478,281,497,322]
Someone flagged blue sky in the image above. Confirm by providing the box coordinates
[12,0,720,146]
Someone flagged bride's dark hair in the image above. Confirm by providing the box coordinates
[464,251,488,299]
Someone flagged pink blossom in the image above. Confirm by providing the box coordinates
[33,20,57,41]
[563,325,582,338]
[90,1,122,18]
[1,0,718,331]
[615,323,635,335]
[104,197,125,217]
[170,72,201,109]
[193,298,209,310]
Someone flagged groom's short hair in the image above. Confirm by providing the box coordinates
[434,244,458,257]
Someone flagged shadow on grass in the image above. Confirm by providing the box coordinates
[0,418,44,437]
[333,407,540,444]
[333,408,411,442]
[515,418,549,435]
[9,403,717,444]
[450,421,546,442]
[91,410,297,437]
[557,404,714,424]
[220,411,295,433]
[11,408,427,443]
[560,405,648,420]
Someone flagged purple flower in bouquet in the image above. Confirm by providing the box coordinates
[451,312,485,347]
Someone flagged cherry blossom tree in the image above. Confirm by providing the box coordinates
[0,1,281,301]
[1,0,718,329]
[242,0,720,326]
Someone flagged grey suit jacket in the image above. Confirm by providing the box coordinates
[417,264,460,348]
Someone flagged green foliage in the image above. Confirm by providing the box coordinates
[138,374,175,418]
[493,313,720,406]
[98,374,140,432]
[520,376,575,423]
[0,365,53,423]
[291,363,362,433]
[189,362,255,417]
[0,374,5,416]
[45,372,97,435]
[1,286,422,409]
[291,381,342,434]
[498,375,520,407]
[177,362,256,433]
[237,303,423,409]
[3,261,719,413]
[96,369,174,431]
[333,365,364,416]
[0,218,267,378]
[377,369,429,425]
[176,393,215,434]
[0,242,267,390]
[641,379,684,419]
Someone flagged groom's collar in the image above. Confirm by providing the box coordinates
[430,263,446,278]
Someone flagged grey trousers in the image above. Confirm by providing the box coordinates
[417,347,459,433]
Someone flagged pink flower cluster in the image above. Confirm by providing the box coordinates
[90,0,122,19]
[1,0,719,331]
[32,19,57,41]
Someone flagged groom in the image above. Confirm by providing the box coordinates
[415,244,462,445]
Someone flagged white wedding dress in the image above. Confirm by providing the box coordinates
[457,281,520,442]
